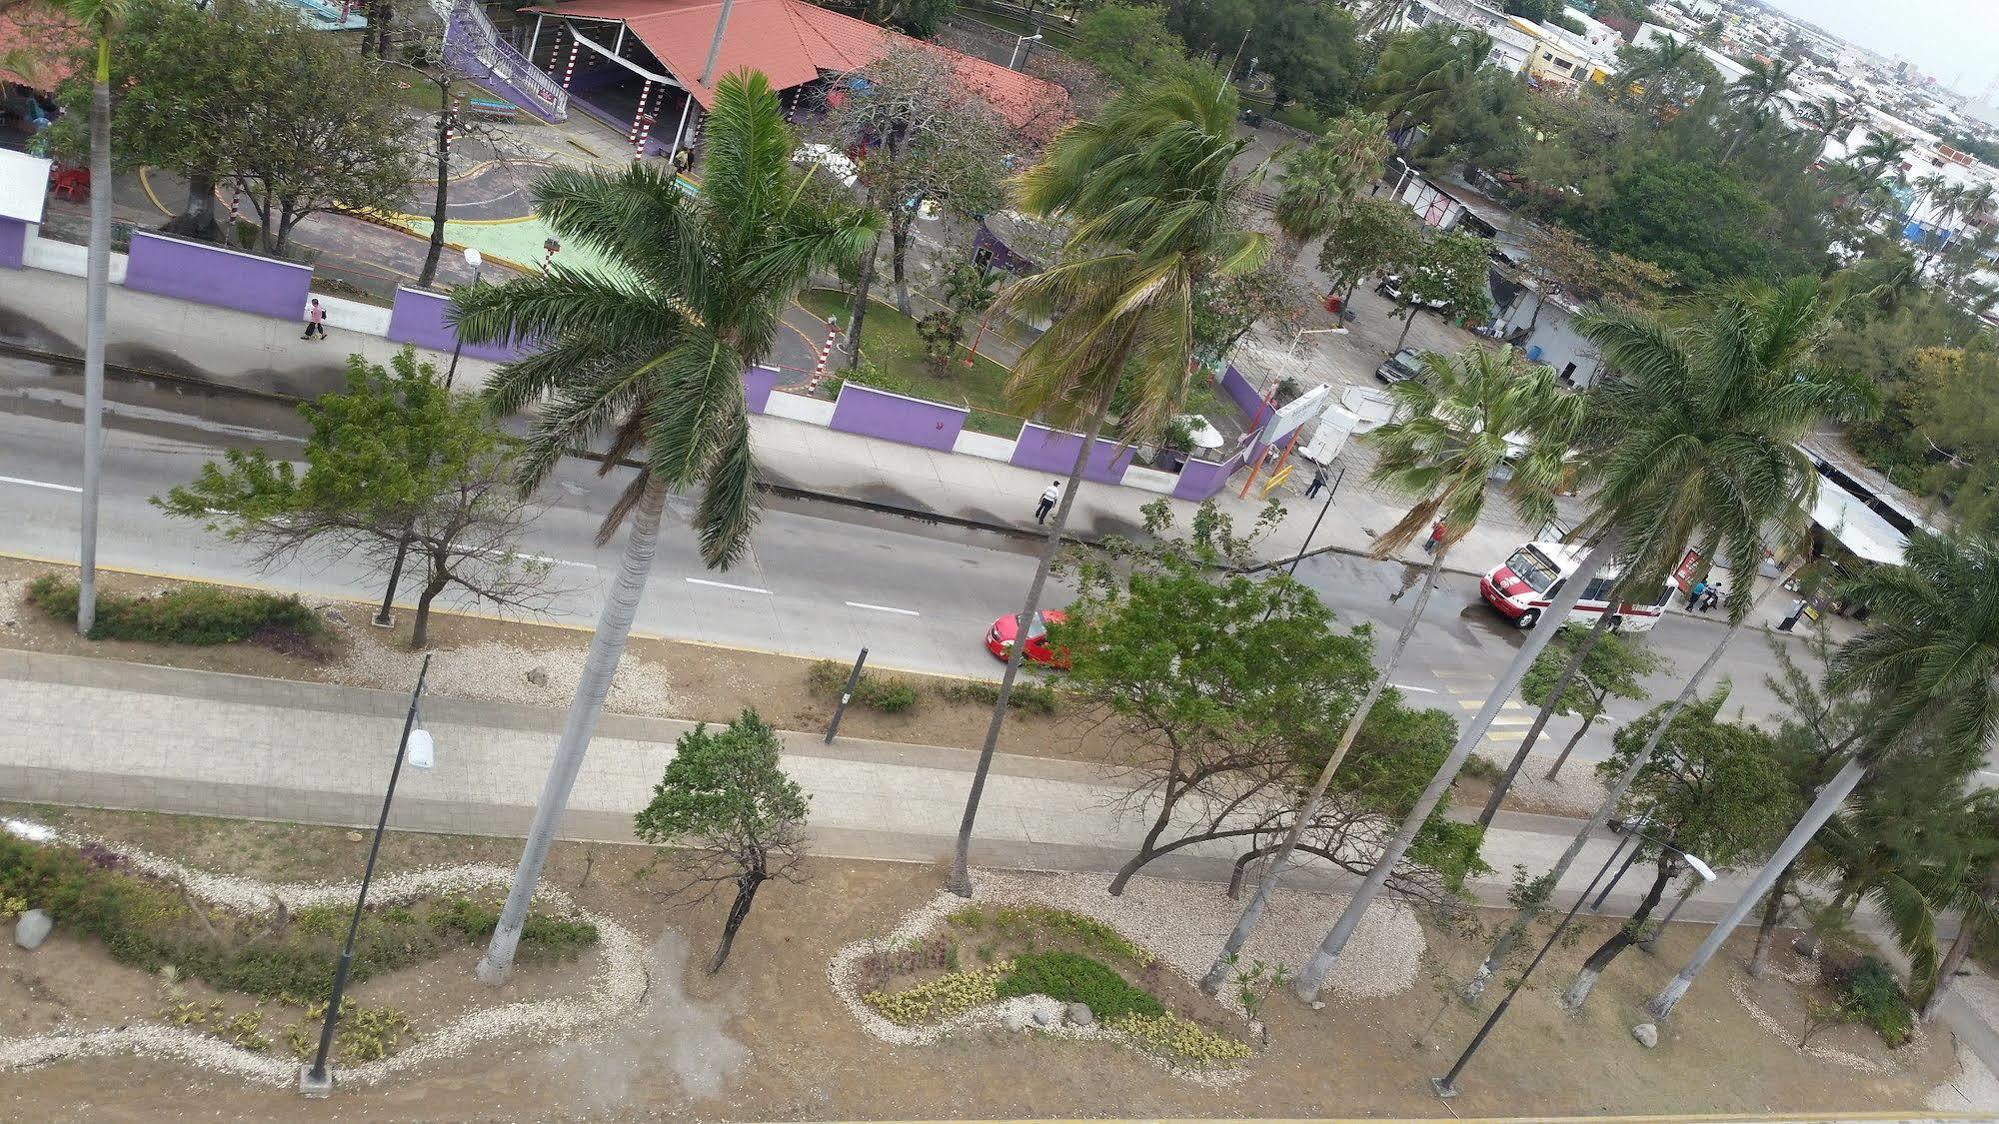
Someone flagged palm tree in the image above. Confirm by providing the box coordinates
[1647,530,1999,1020]
[451,71,878,982]
[946,74,1268,896]
[1727,58,1795,116]
[28,0,128,634]
[1370,27,1489,136]
[1842,130,1911,189]
[1617,36,1715,115]
[1271,111,1390,264]
[1436,279,1878,1005]
[1198,345,1580,995]
[1793,96,1856,161]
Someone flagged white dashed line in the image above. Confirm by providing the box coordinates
[518,553,597,571]
[685,577,771,594]
[1390,683,1439,694]
[0,475,81,494]
[845,601,921,617]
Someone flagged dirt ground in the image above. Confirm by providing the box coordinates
[0,805,1970,1122]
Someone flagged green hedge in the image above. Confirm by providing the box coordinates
[996,950,1164,1020]
[0,832,594,998]
[807,660,918,713]
[1842,955,1913,1046]
[26,574,329,648]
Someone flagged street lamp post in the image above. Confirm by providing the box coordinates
[1431,822,1715,1100]
[1008,32,1042,70]
[373,247,482,629]
[299,654,434,1097]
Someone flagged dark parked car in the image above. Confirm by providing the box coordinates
[1375,348,1426,384]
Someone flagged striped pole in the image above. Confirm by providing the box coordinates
[807,317,839,392]
[627,80,654,156]
[227,183,241,226]
[560,33,580,90]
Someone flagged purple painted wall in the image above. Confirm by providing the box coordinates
[124,231,311,321]
[1010,423,1136,485]
[1172,449,1246,501]
[386,287,524,363]
[1219,364,1267,425]
[0,218,24,269]
[742,365,780,414]
[829,383,967,452]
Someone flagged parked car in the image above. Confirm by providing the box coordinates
[1375,273,1449,311]
[1375,348,1425,384]
[985,609,1070,669]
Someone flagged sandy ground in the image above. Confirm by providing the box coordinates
[0,804,1973,1122]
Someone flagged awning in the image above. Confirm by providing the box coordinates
[1812,481,1909,566]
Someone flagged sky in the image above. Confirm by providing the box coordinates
[1763,0,1999,96]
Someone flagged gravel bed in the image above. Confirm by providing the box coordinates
[1476,751,1610,818]
[331,617,680,718]
[0,820,652,1087]
[1927,1039,1999,1113]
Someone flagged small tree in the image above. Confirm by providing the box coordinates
[1515,224,1675,338]
[1534,626,1667,781]
[153,349,550,648]
[633,710,810,974]
[1393,229,1493,351]
[1316,194,1420,309]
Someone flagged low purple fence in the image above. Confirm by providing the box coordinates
[0,218,23,269]
[1010,423,1136,484]
[1219,364,1267,425]
[385,287,524,362]
[124,231,311,321]
[1174,448,1247,501]
[830,383,968,452]
[742,365,780,413]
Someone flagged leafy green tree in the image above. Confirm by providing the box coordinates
[633,710,810,974]
[1560,690,1794,1009]
[1071,2,1207,92]
[1273,110,1390,263]
[1480,624,1665,819]
[1248,0,1358,112]
[1369,25,1491,134]
[1583,159,1784,288]
[1647,527,1999,1020]
[1224,346,1581,998]
[154,350,550,649]
[453,71,878,984]
[1192,261,1301,366]
[849,0,956,38]
[1393,229,1492,351]
[1405,68,1528,176]
[1515,223,1674,338]
[1315,194,1419,307]
[948,74,1268,896]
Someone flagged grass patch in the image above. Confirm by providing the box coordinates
[1268,102,1332,135]
[996,950,1164,1020]
[799,288,1025,438]
[936,678,1063,716]
[25,574,332,657]
[946,904,1151,967]
[807,659,919,713]
[0,832,596,1001]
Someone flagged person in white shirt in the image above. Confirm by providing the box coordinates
[1035,480,1062,525]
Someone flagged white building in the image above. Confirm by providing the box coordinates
[1399,0,1541,76]
[1632,22,1750,86]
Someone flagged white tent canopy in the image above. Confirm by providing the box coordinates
[1812,482,1909,566]
[0,148,51,225]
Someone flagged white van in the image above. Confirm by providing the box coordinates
[1479,541,1674,631]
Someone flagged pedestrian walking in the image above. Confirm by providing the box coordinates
[301,298,327,340]
[1422,519,1446,553]
[1776,598,1805,632]
[1034,480,1062,525]
[1685,578,1706,608]
[1306,466,1329,499]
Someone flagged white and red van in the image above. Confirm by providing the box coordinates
[1479,541,1674,632]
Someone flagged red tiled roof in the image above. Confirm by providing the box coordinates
[0,2,80,89]
[526,0,1067,133]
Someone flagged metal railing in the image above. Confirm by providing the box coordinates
[439,0,568,122]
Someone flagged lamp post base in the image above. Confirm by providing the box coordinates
[298,1063,334,1098]
[1430,1076,1459,1100]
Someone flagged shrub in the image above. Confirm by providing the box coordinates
[938,679,1062,716]
[1841,956,1914,1047]
[996,951,1164,1020]
[862,960,1015,1025]
[947,904,1153,968]
[1107,1011,1252,1066]
[25,574,329,651]
[1458,754,1503,783]
[806,660,918,713]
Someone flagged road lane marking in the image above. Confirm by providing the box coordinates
[518,553,596,571]
[845,600,920,617]
[0,475,82,494]
[686,577,771,594]
[1390,683,1439,694]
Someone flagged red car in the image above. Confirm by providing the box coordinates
[985,609,1069,668]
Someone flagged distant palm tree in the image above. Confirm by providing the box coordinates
[1648,530,1999,1020]
[1727,58,1796,116]
[1843,130,1912,188]
[452,71,879,981]
[1371,27,1490,134]
[1272,111,1390,264]
[1200,345,1580,995]
[947,74,1268,896]
[1793,96,1856,161]
[1617,36,1716,114]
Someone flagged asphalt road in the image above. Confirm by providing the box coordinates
[0,353,1795,769]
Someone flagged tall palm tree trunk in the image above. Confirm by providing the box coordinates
[78,44,113,637]
[1200,547,1447,995]
[1647,755,1867,1020]
[1922,884,1989,1023]
[1292,536,1615,1001]
[1464,609,1752,1003]
[1746,860,1795,976]
[478,475,669,982]
[947,408,1106,896]
[1477,600,1617,826]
